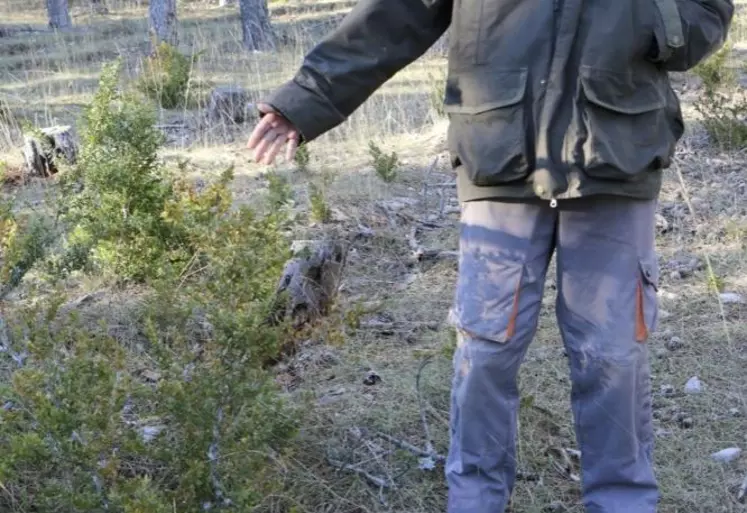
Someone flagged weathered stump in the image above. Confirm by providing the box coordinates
[22,125,77,178]
[270,239,348,329]
[206,86,251,124]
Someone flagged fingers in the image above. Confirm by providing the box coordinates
[246,113,277,150]
[247,104,301,165]
[252,127,280,163]
[262,132,288,165]
[285,131,299,162]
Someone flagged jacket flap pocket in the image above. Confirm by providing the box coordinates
[444,68,528,115]
[580,67,666,115]
[639,256,660,290]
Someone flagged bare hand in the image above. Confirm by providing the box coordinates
[246,103,300,165]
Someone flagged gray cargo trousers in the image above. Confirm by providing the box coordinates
[446,197,659,513]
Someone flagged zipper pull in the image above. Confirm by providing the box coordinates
[550,198,558,208]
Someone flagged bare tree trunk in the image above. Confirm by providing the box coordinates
[47,0,72,29]
[239,0,275,51]
[149,0,178,48]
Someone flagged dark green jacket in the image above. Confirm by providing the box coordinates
[264,0,733,203]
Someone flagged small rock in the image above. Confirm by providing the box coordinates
[669,270,682,280]
[655,428,673,437]
[655,213,670,233]
[679,416,694,429]
[319,387,346,405]
[660,384,675,396]
[684,376,703,394]
[545,502,567,512]
[719,292,744,304]
[665,336,684,351]
[142,369,161,382]
[140,424,166,443]
[729,408,741,417]
[659,309,672,320]
[653,348,669,359]
[658,289,678,301]
[363,370,381,386]
[711,447,742,463]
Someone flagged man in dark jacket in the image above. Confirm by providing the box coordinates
[247,1,733,511]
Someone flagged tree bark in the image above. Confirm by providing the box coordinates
[23,126,78,178]
[47,0,72,30]
[239,0,275,51]
[149,0,178,48]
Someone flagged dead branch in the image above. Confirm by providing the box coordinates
[406,225,458,263]
[358,320,440,335]
[269,239,348,329]
[416,357,436,457]
[366,430,446,462]
[327,457,393,489]
[738,472,747,503]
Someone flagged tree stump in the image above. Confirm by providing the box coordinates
[22,125,77,178]
[270,239,348,329]
[206,86,252,124]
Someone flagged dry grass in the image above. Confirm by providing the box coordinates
[1,1,746,512]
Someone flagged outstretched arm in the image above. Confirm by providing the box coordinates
[262,0,452,144]
[651,0,733,71]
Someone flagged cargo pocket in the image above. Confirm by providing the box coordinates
[574,66,673,180]
[635,256,660,342]
[450,248,524,344]
[444,68,531,186]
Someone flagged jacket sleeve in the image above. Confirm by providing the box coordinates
[262,0,452,143]
[651,0,734,72]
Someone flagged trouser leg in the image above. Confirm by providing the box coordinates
[556,196,659,513]
[446,200,556,513]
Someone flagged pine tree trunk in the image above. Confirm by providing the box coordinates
[47,0,72,29]
[239,0,275,51]
[149,0,178,48]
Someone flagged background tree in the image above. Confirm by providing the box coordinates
[239,0,275,51]
[47,0,72,30]
[149,0,178,47]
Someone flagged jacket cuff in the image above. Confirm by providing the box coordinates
[261,79,346,144]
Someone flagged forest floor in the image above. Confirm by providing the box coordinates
[0,1,746,512]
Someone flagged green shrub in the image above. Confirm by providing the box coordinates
[0,56,302,512]
[0,286,297,512]
[308,181,331,223]
[136,42,194,109]
[427,70,447,118]
[693,42,736,92]
[0,192,55,296]
[266,170,293,209]
[294,143,310,172]
[694,87,747,150]
[368,141,399,182]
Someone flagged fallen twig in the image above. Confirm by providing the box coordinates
[327,457,393,489]
[365,429,446,462]
[417,357,436,457]
[406,225,458,263]
[358,320,440,334]
[738,472,747,503]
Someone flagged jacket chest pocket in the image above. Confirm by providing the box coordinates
[569,66,676,180]
[444,68,531,186]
